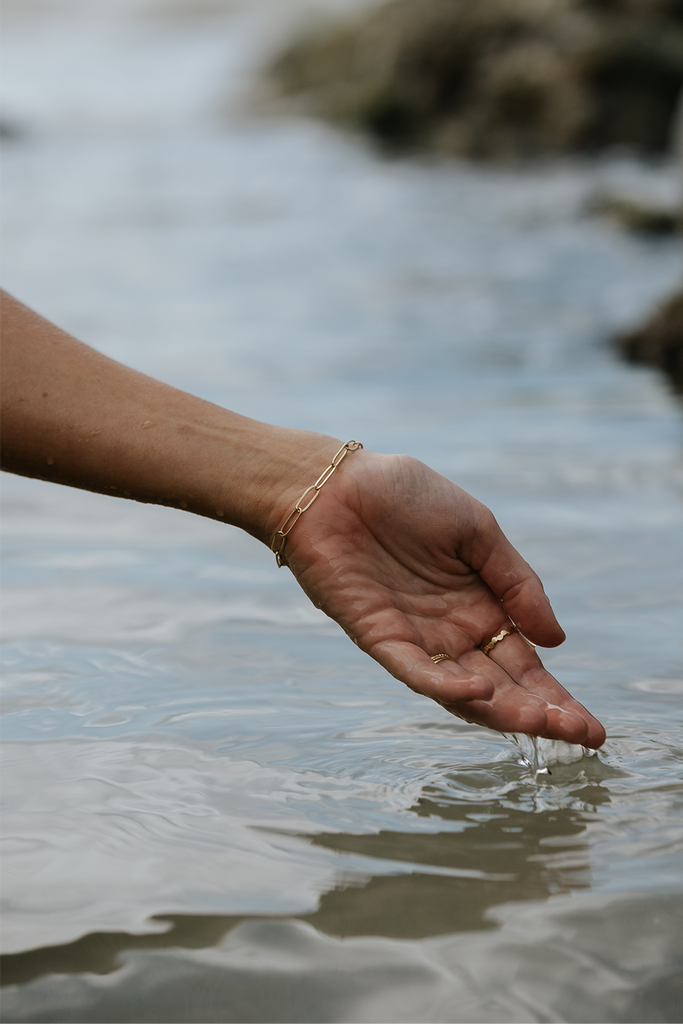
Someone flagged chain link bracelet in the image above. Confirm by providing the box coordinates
[271,440,363,567]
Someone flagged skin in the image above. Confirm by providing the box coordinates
[0,290,606,748]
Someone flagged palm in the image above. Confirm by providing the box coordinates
[283,451,605,749]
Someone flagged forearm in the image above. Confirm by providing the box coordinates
[0,291,340,544]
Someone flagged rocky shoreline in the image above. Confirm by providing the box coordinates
[617,288,683,391]
[268,0,683,392]
[269,0,683,160]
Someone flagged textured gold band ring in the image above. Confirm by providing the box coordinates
[480,624,520,656]
[430,653,453,664]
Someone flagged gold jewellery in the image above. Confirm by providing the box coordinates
[271,441,363,568]
[480,624,520,656]
[430,624,521,664]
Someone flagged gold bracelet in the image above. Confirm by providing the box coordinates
[271,440,363,567]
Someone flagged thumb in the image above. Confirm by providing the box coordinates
[473,515,566,648]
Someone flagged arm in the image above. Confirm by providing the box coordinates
[0,291,605,748]
[0,290,337,540]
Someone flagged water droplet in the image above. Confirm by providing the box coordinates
[180,500,188,508]
[509,733,591,775]
[215,509,225,517]
[46,456,54,465]
[141,420,153,429]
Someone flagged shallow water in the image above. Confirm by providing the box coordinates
[2,1,683,1021]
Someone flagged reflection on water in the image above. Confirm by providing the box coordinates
[0,771,620,1024]
[3,895,683,1024]
[2,0,683,1021]
[2,795,594,984]
[308,802,594,937]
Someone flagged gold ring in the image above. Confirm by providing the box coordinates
[480,624,520,656]
[430,653,452,664]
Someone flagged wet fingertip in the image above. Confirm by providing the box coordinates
[554,710,590,744]
[583,720,607,749]
[464,674,494,701]
[518,704,548,732]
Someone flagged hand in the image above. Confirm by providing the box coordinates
[280,449,606,748]
[0,293,604,749]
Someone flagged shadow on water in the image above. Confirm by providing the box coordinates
[2,783,609,987]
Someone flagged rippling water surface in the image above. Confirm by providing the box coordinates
[2,1,683,1021]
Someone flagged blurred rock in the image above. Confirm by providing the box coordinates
[268,0,683,159]
[588,192,680,233]
[0,118,24,140]
[618,287,683,389]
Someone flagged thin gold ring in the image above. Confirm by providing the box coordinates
[480,624,520,656]
[430,653,453,664]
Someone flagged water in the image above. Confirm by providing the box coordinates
[2,1,683,1021]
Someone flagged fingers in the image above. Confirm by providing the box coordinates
[448,689,603,747]
[372,636,606,749]
[370,640,494,704]
[473,513,566,648]
[468,633,606,748]
[442,694,549,737]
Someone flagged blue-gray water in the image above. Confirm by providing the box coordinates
[2,2,683,1021]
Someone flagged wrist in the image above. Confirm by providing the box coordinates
[266,438,364,565]
[212,420,344,547]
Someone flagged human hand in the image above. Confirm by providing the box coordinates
[0,292,603,749]
[278,449,605,748]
